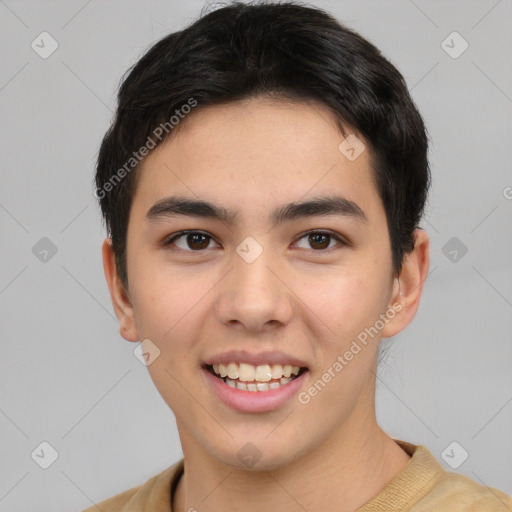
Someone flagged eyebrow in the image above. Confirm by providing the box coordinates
[146,194,367,227]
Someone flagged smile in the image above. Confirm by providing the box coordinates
[206,362,307,392]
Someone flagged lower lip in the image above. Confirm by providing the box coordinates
[202,367,308,413]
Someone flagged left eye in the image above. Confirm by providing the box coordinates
[294,231,346,251]
[165,230,346,252]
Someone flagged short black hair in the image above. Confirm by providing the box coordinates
[95,0,430,291]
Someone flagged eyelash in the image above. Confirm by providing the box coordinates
[163,230,349,253]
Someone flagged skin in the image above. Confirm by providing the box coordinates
[103,97,430,512]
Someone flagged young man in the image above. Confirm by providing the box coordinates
[87,2,512,510]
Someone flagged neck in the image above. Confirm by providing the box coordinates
[173,393,410,512]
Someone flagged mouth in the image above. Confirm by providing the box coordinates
[204,362,308,392]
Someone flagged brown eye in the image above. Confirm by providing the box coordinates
[308,232,330,250]
[186,233,210,250]
[165,231,218,251]
[294,230,346,251]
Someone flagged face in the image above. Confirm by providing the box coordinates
[104,97,427,470]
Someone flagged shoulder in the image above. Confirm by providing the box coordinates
[413,468,512,511]
[81,486,139,512]
[367,440,512,512]
[81,460,184,512]
[395,440,512,511]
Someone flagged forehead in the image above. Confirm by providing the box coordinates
[132,97,383,224]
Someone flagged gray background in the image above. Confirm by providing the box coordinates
[0,0,511,510]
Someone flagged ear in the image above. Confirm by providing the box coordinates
[381,229,430,338]
[102,238,139,342]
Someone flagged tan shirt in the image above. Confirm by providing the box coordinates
[82,439,512,511]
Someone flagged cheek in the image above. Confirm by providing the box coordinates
[128,263,218,383]
[299,267,389,344]
[128,246,200,336]
[132,275,204,412]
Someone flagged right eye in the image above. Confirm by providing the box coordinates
[164,230,220,252]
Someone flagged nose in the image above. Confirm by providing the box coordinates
[214,244,293,333]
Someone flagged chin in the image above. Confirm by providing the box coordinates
[206,436,310,472]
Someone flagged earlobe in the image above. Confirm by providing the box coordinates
[101,238,139,342]
[381,229,430,338]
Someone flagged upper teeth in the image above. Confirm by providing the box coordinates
[212,363,301,382]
